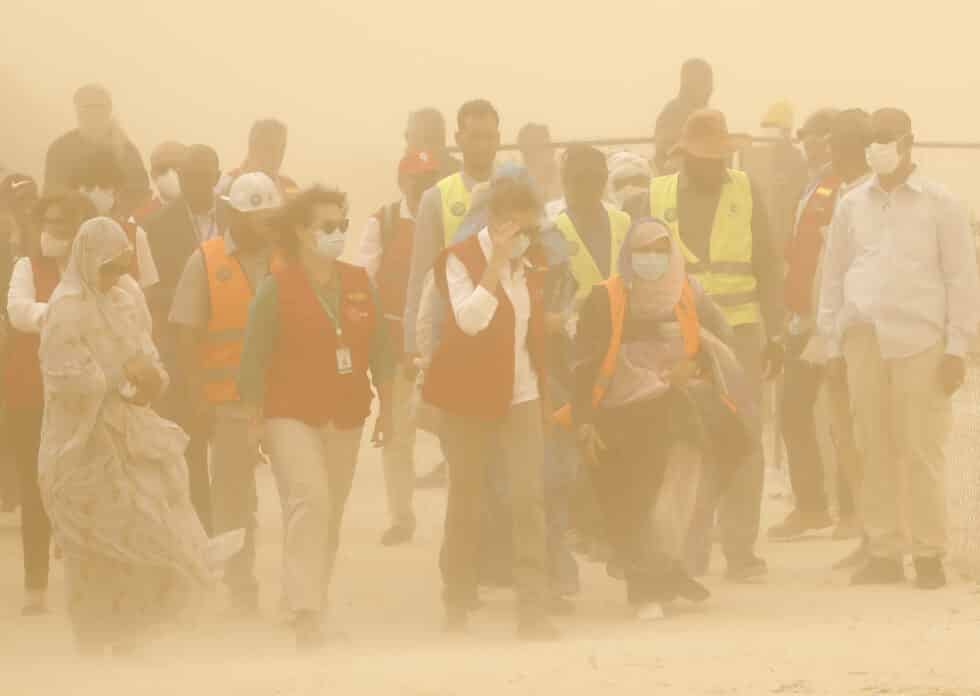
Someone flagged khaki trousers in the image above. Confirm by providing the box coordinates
[264,418,363,614]
[441,400,549,616]
[843,326,951,559]
[383,370,418,529]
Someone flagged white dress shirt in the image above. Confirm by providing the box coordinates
[818,170,980,360]
[357,200,413,282]
[444,227,539,406]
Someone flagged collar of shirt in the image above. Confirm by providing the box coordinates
[870,166,925,195]
[399,199,414,222]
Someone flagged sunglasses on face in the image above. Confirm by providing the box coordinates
[321,219,350,234]
[101,261,131,277]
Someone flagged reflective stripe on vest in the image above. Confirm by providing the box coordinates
[437,172,471,245]
[649,170,759,326]
[200,237,252,403]
[552,275,700,428]
[554,205,631,303]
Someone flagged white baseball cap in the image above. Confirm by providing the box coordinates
[224,172,282,213]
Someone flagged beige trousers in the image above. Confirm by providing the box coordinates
[264,418,363,614]
[383,370,418,528]
[843,326,951,559]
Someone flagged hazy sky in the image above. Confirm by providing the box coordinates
[4,0,980,211]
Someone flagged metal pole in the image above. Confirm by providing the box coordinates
[455,137,980,154]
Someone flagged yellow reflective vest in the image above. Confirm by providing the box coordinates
[649,169,759,326]
[554,205,631,302]
[437,172,472,244]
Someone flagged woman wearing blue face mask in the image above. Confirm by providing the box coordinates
[237,187,395,652]
[570,217,752,621]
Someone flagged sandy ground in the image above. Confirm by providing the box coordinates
[3,429,980,696]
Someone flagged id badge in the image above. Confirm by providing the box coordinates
[336,346,353,375]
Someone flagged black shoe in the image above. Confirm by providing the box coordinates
[768,509,834,541]
[416,461,448,489]
[294,611,326,654]
[914,557,947,590]
[516,615,560,642]
[673,573,711,603]
[833,542,869,571]
[850,557,904,586]
[444,607,468,633]
[380,524,415,547]
[725,555,768,582]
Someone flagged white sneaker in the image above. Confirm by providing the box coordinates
[635,603,666,622]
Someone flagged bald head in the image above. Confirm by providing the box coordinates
[680,59,713,107]
[248,119,287,176]
[179,145,221,212]
[150,141,188,177]
[871,108,913,143]
[74,83,113,142]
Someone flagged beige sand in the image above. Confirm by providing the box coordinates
[2,430,979,696]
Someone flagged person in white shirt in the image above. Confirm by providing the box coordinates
[5,192,96,616]
[70,148,159,291]
[421,177,558,641]
[357,150,442,546]
[819,108,980,589]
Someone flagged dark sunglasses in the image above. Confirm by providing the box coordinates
[101,261,130,276]
[321,219,350,234]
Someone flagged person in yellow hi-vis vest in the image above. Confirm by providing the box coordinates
[170,172,282,614]
[626,109,785,582]
[553,145,632,304]
[404,100,500,361]
[403,100,500,487]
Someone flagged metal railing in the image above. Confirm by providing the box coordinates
[471,137,980,153]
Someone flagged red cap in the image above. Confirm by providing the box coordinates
[399,150,440,176]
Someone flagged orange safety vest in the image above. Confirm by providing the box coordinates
[199,237,279,403]
[553,274,700,428]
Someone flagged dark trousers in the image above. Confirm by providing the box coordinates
[158,373,212,535]
[781,358,829,518]
[9,408,50,591]
[593,398,675,606]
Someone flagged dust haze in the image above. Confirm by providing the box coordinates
[4,1,980,213]
[5,2,980,695]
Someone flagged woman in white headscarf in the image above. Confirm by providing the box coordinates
[38,217,211,656]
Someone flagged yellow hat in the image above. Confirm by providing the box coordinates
[761,100,795,131]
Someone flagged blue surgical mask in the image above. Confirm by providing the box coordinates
[632,252,671,281]
[315,229,345,259]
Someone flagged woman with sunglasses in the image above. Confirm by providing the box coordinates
[237,187,394,653]
[37,217,211,656]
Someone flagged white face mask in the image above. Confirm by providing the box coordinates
[82,187,116,215]
[154,169,181,202]
[314,229,345,259]
[510,232,531,260]
[632,252,671,281]
[866,142,902,176]
[40,231,73,258]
